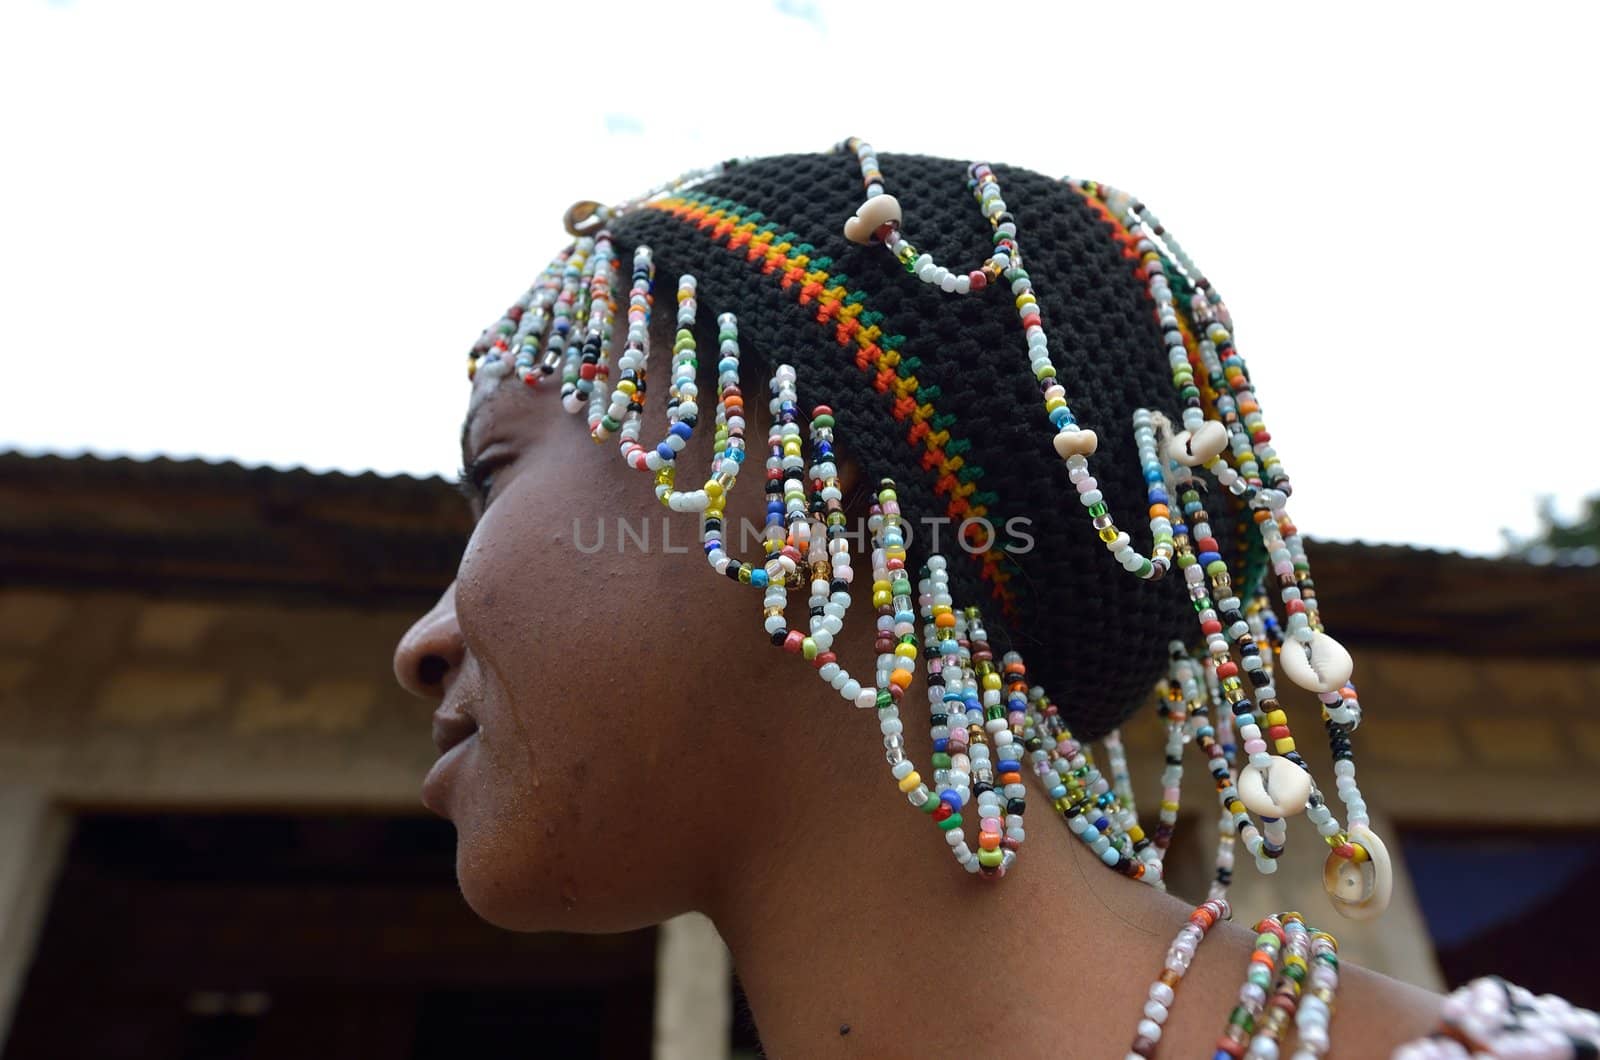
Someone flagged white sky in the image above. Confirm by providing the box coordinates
[2,0,1595,554]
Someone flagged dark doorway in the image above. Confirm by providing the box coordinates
[5,813,656,1059]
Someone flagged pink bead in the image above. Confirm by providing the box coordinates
[1075,476,1098,494]
[980,818,1001,834]
[1245,739,1268,755]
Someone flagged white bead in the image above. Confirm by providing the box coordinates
[1052,428,1098,459]
[1237,756,1312,818]
[843,193,903,244]
[1166,420,1230,466]
[1278,630,1354,693]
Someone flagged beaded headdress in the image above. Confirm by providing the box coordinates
[464,140,1392,926]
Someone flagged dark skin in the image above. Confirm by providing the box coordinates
[394,309,1442,1055]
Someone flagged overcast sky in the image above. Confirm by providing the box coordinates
[2,1,1595,554]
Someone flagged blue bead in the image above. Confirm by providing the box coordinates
[656,443,675,461]
[1150,488,1168,504]
[766,501,783,515]
[998,759,1020,774]
[750,568,768,588]
[1198,550,1221,566]
[932,738,949,753]
[669,421,692,440]
[728,449,745,463]
[894,609,916,625]
[1100,847,1121,866]
[940,790,962,809]
[1048,407,1070,428]
[1144,468,1163,484]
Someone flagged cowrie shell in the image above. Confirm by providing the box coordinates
[843,194,902,244]
[1237,755,1312,818]
[1278,631,1354,693]
[1323,824,1393,921]
[1052,428,1098,459]
[1166,421,1229,466]
[563,199,610,237]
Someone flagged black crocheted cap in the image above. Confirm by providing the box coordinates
[611,151,1238,740]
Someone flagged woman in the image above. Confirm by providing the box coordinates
[393,143,1591,1056]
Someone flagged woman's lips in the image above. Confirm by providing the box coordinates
[423,706,479,816]
[432,708,479,756]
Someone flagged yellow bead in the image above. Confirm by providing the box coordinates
[1127,825,1146,843]
[897,771,921,793]
[982,673,1001,691]
[895,642,917,659]
[873,590,892,608]
[1098,526,1120,544]
[1274,737,1296,754]
[1264,709,1288,726]
[705,480,724,500]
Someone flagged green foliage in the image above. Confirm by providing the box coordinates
[1504,496,1600,565]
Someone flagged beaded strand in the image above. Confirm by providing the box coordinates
[839,138,1175,583]
[1126,898,1230,1059]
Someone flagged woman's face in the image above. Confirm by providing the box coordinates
[392,335,859,933]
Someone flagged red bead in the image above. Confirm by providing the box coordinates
[968,270,987,290]
[782,631,804,653]
[1201,619,1223,636]
[1216,661,1238,678]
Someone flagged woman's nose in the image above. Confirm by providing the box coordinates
[393,582,465,700]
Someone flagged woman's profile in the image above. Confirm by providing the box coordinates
[392,141,1595,1057]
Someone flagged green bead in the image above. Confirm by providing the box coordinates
[1087,502,1108,518]
[931,753,952,769]
[812,413,835,428]
[937,813,963,831]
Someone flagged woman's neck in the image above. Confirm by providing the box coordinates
[702,699,1442,1058]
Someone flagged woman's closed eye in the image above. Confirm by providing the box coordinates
[456,454,509,516]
